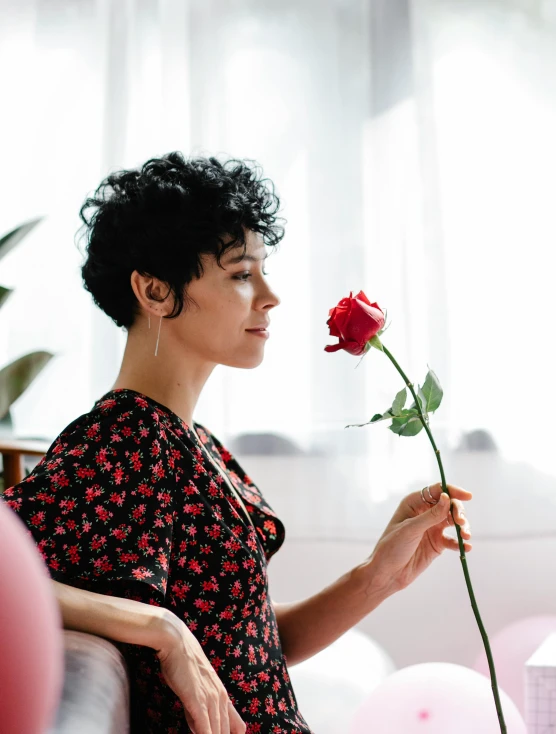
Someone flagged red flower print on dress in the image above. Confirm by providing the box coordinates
[6,388,312,734]
[131,566,154,581]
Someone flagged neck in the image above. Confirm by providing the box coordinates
[112,322,215,429]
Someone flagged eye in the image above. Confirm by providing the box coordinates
[234,272,252,282]
[234,270,270,281]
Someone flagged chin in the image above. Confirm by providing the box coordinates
[224,353,265,370]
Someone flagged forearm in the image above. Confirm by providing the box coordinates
[273,558,394,667]
[52,580,177,653]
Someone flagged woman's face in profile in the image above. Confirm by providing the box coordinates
[174,229,281,369]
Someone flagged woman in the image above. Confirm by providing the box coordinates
[5,152,472,734]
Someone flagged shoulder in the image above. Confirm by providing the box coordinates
[13,390,196,495]
[4,390,196,520]
[48,389,193,457]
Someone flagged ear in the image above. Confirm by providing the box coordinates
[130,271,171,317]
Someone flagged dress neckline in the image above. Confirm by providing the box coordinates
[99,387,198,433]
[99,388,255,528]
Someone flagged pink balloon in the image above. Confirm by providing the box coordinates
[473,615,556,715]
[0,499,64,733]
[349,663,526,734]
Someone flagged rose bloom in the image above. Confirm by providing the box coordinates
[324,290,385,356]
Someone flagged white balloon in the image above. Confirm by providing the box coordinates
[349,662,526,734]
[289,628,395,734]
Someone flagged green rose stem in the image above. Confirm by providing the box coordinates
[378,342,507,734]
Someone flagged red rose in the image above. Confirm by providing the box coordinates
[324,290,385,356]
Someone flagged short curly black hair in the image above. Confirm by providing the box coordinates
[78,152,286,328]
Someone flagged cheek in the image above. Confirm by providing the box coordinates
[177,283,250,345]
[186,306,244,346]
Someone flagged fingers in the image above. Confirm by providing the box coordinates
[187,700,239,734]
[427,484,472,537]
[407,483,472,518]
[157,620,246,734]
[445,498,471,539]
[229,702,247,733]
[219,695,231,734]
[190,702,219,734]
[415,492,451,531]
[427,482,473,502]
[205,699,221,734]
[426,493,472,544]
[210,701,222,733]
[444,535,472,553]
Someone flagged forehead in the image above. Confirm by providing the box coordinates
[223,250,268,265]
[221,231,267,264]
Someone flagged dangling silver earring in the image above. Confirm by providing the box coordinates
[154,315,162,357]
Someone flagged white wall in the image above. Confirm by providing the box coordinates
[238,450,556,669]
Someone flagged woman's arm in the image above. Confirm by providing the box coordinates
[274,484,472,667]
[52,580,248,732]
[51,580,176,653]
[272,557,390,667]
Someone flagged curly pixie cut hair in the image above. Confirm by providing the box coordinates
[78,152,286,329]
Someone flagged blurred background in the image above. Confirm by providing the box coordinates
[1,0,556,701]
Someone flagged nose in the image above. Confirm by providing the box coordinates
[259,280,281,310]
[268,289,280,308]
[266,285,281,309]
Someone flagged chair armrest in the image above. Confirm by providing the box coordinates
[47,631,130,734]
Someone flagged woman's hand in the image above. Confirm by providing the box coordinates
[368,483,473,594]
[155,616,246,734]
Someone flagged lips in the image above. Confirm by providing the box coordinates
[246,325,270,339]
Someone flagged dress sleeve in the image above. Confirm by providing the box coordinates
[3,408,176,602]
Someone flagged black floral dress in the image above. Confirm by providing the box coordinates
[4,389,313,733]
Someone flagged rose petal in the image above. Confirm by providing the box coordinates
[342,339,367,356]
[324,342,345,353]
[326,309,342,338]
[355,290,372,306]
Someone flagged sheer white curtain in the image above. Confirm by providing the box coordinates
[417,0,556,479]
[0,0,554,522]
[0,0,376,450]
[360,0,556,497]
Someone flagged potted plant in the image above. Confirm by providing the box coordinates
[0,218,54,488]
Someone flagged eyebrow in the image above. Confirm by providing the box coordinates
[224,252,268,265]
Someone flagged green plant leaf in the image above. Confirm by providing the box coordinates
[349,380,433,433]
[0,351,54,420]
[345,411,389,428]
[0,217,44,262]
[365,387,407,427]
[408,386,426,413]
[391,387,407,415]
[419,368,443,413]
[345,407,395,428]
[0,286,12,310]
[369,409,394,425]
[389,409,426,437]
